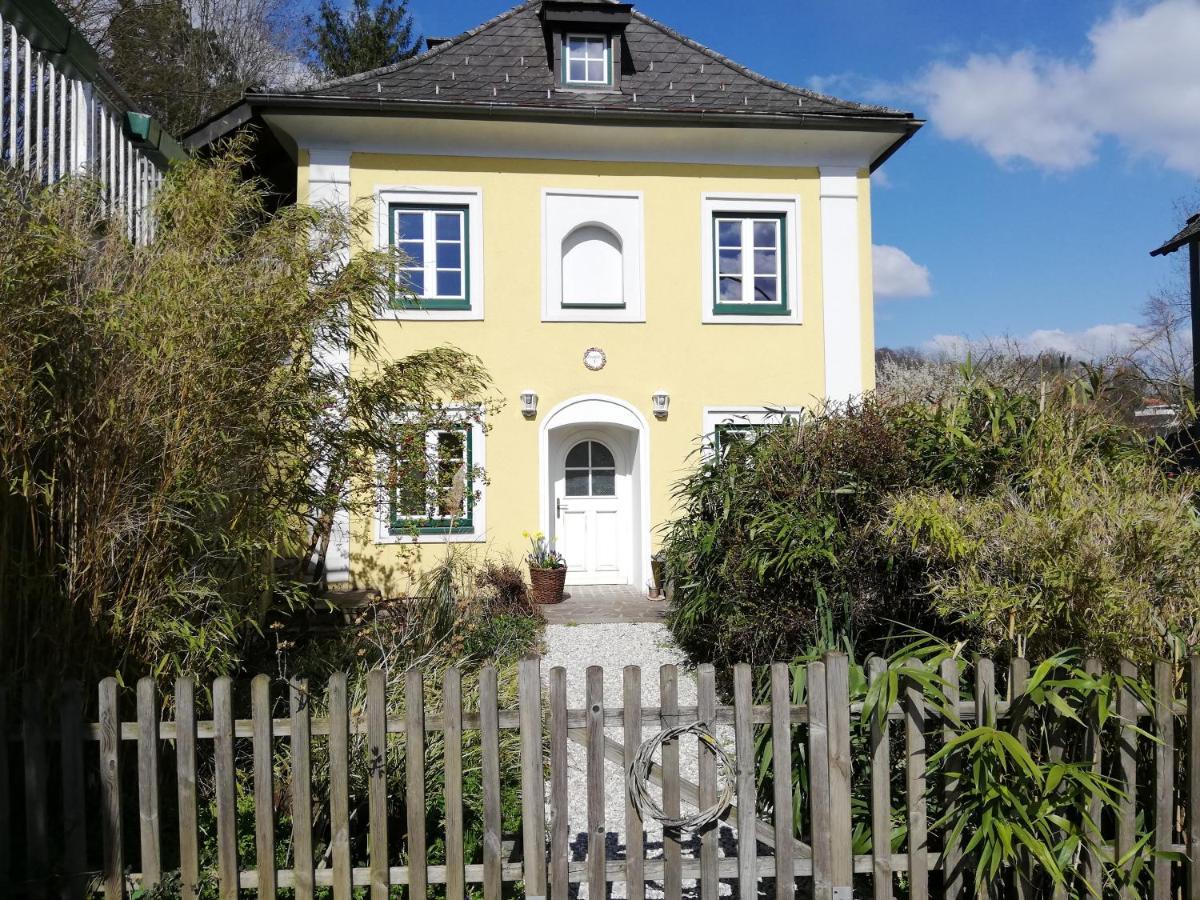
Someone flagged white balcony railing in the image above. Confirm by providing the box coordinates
[0,0,182,241]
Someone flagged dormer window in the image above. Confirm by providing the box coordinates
[563,34,612,87]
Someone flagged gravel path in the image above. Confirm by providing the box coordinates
[540,623,736,899]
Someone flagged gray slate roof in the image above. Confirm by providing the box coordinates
[1151,213,1200,257]
[271,0,912,123]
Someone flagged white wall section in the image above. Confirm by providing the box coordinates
[819,168,864,402]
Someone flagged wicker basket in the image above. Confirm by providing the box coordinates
[529,566,568,605]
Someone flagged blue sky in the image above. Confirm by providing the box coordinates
[406,0,1200,355]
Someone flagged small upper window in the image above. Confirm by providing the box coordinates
[563,34,612,86]
[564,440,617,497]
[391,204,470,311]
[712,213,788,317]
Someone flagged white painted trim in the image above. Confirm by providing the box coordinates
[306,148,353,583]
[541,188,646,323]
[373,410,488,545]
[700,405,805,458]
[538,394,651,589]
[700,193,803,325]
[281,117,893,169]
[373,185,485,321]
[819,167,863,401]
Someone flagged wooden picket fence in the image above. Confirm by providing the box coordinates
[0,653,1198,898]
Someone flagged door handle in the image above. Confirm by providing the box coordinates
[557,498,568,517]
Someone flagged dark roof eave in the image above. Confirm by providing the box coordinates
[244,91,920,132]
[1151,214,1200,257]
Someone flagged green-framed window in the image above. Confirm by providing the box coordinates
[390,204,470,311]
[713,422,767,458]
[562,34,612,87]
[712,213,789,317]
[388,424,475,535]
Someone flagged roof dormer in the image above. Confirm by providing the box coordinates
[539,1,633,91]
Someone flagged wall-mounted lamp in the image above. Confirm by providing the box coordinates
[651,390,670,419]
[520,391,538,418]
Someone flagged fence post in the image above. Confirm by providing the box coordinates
[825,653,853,900]
[22,684,49,900]
[975,658,996,900]
[662,664,682,900]
[59,681,88,900]
[904,661,929,900]
[808,660,832,900]
[733,663,757,900]
[135,678,161,889]
[251,675,276,899]
[1117,659,1138,900]
[518,657,547,899]
[697,664,719,900]
[367,669,390,900]
[0,687,9,887]
[444,668,465,900]
[868,658,893,900]
[98,677,123,898]
[941,658,965,899]
[1189,657,1200,900]
[291,677,315,900]
[479,666,502,900]
[624,665,646,900]
[213,677,238,900]
[406,668,428,900]
[771,663,795,900]
[176,678,199,900]
[1153,660,1174,900]
[549,667,569,900]
[328,673,352,900]
[587,666,606,899]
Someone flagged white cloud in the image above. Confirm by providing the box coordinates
[924,322,1151,361]
[873,244,932,299]
[916,0,1200,175]
[870,168,892,189]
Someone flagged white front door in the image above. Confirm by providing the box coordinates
[554,438,626,585]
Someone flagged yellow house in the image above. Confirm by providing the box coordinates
[189,0,920,591]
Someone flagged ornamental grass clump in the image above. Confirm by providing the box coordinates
[0,146,498,684]
[662,364,1200,669]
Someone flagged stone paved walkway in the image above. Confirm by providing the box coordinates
[540,585,668,625]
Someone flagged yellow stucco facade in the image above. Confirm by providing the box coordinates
[296,150,876,591]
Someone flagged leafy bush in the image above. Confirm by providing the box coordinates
[0,149,497,684]
[662,367,1200,668]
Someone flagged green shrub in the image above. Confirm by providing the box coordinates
[662,368,1200,668]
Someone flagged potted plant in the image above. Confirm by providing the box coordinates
[525,531,567,604]
[650,551,668,598]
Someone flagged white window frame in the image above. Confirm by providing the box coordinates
[542,188,645,322]
[376,409,487,544]
[701,194,802,325]
[392,206,468,306]
[701,406,804,459]
[563,34,612,86]
[376,186,484,321]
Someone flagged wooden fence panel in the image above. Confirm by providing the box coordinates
[9,653,1200,898]
[0,688,9,888]
[1190,656,1200,900]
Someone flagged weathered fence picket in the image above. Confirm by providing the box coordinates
[3,652,1199,897]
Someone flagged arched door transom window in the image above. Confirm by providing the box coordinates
[564,440,616,496]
